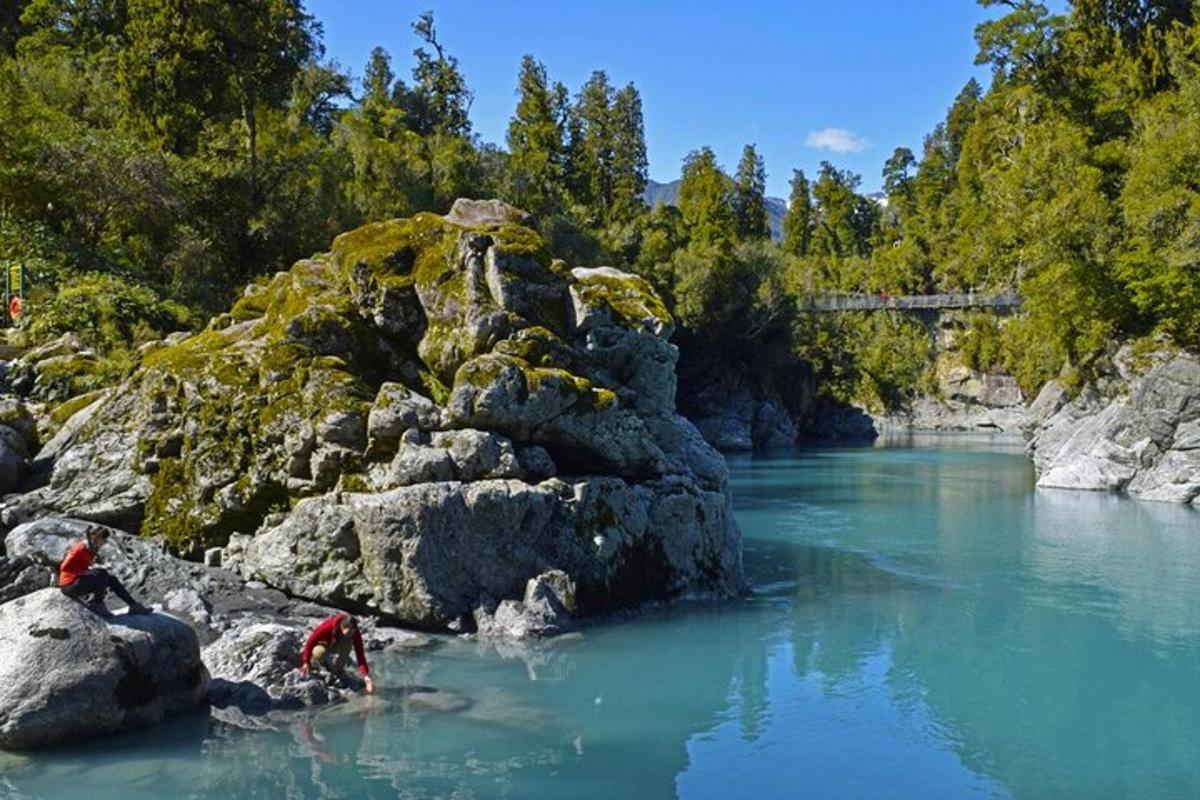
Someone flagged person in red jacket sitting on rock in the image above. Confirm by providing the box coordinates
[59,525,151,616]
[299,612,374,693]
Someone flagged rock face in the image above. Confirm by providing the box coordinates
[878,364,1027,434]
[0,588,208,750]
[689,388,799,452]
[803,362,1027,442]
[677,354,811,452]
[4,201,743,632]
[1028,349,1200,503]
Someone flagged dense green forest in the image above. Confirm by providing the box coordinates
[2,0,1199,411]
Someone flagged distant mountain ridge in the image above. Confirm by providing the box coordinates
[644,179,786,242]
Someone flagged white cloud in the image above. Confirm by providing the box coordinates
[804,127,869,154]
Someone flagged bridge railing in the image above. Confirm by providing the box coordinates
[800,289,1022,313]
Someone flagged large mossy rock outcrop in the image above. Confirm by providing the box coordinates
[6,200,743,630]
[1028,348,1200,503]
[0,589,208,750]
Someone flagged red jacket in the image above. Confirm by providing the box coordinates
[301,613,369,676]
[59,541,95,587]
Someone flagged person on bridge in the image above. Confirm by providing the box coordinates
[299,612,374,693]
[59,525,152,616]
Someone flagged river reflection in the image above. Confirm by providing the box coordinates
[4,439,1200,799]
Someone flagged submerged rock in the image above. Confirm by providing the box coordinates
[1028,348,1200,503]
[0,588,208,750]
[6,202,743,633]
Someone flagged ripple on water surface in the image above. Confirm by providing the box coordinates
[4,435,1199,799]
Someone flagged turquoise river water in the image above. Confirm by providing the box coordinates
[2,434,1199,799]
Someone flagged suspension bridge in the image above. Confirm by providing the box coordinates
[800,289,1022,313]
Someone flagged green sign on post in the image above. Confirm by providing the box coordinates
[5,263,24,326]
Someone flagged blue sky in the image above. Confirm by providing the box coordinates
[307,1,1005,197]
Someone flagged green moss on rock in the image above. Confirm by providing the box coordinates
[48,389,105,427]
[332,213,448,282]
[574,270,673,334]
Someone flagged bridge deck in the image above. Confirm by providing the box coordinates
[801,290,1022,312]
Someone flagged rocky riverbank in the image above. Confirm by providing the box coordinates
[0,517,438,744]
[0,199,745,748]
[1027,346,1200,503]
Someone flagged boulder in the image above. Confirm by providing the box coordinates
[366,382,444,454]
[474,569,578,639]
[203,622,346,718]
[230,475,741,630]
[516,445,557,480]
[387,438,455,487]
[0,589,208,750]
[5,517,303,644]
[0,554,53,604]
[203,615,436,727]
[443,198,533,229]
[430,428,522,480]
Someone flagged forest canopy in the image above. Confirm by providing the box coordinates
[2,0,1198,410]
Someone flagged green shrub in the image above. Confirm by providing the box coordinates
[959,313,1004,373]
[999,316,1068,398]
[21,272,195,354]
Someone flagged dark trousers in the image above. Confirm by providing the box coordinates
[61,569,137,607]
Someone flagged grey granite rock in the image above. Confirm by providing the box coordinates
[474,570,578,639]
[1028,350,1200,503]
[443,198,533,228]
[0,589,208,750]
[231,474,741,630]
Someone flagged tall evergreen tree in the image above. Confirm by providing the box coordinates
[882,147,916,208]
[810,161,876,259]
[677,147,734,249]
[610,83,648,222]
[732,143,769,241]
[782,169,813,257]
[974,0,1061,85]
[404,11,471,137]
[505,55,567,217]
[571,70,615,218]
[16,0,127,55]
[362,46,394,111]
[342,45,424,221]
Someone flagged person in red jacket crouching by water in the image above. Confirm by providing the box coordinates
[299,612,374,694]
[59,525,152,616]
